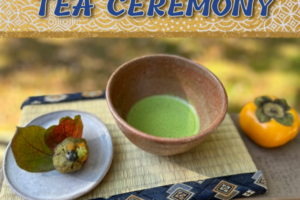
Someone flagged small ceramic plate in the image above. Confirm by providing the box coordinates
[3,110,113,200]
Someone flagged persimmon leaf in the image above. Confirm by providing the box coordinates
[44,115,83,150]
[11,126,54,172]
[254,96,272,107]
[255,108,271,123]
[274,113,294,126]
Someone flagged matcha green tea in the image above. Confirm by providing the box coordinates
[127,95,200,138]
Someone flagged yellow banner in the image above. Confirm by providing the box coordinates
[0,0,299,38]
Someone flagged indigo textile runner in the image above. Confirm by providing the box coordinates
[95,171,267,200]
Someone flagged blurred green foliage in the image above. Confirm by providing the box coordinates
[1,38,300,140]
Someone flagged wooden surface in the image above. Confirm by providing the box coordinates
[231,115,300,200]
[1,114,300,199]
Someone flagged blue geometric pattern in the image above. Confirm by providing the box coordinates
[93,172,267,200]
[21,90,105,109]
[21,91,268,200]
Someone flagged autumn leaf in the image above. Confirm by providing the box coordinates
[11,126,54,172]
[44,115,83,150]
[11,115,83,173]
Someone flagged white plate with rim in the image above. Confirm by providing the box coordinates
[3,110,113,200]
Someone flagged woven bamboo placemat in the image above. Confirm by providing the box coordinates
[0,99,257,199]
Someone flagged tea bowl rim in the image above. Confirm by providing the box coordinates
[106,54,228,144]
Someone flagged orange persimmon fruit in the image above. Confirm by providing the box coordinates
[239,96,299,148]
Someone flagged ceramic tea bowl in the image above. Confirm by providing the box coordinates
[106,54,228,156]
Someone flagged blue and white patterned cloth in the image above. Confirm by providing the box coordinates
[95,171,267,200]
[21,90,267,200]
[21,90,105,109]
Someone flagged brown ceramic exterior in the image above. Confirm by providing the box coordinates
[106,54,228,156]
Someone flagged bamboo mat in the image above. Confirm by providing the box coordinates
[0,99,257,199]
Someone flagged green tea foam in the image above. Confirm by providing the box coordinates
[127,95,200,138]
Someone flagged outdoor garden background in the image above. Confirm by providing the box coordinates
[1,38,300,164]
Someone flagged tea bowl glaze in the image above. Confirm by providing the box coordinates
[106,54,228,156]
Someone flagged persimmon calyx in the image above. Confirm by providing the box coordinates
[254,96,293,126]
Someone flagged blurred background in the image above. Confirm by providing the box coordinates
[1,38,300,163]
